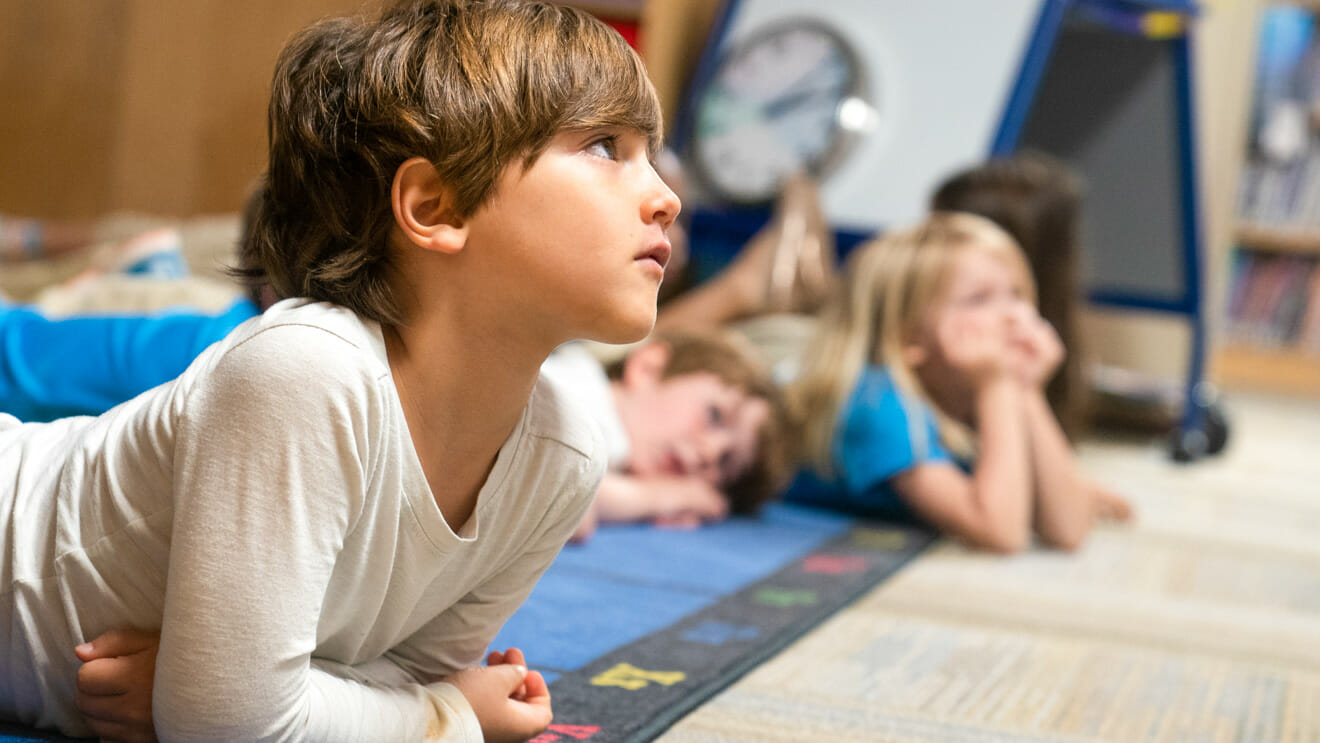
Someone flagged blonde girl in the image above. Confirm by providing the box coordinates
[788,212,1125,553]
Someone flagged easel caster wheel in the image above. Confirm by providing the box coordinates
[1169,426,1209,463]
[1202,403,1229,456]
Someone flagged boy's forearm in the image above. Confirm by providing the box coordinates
[591,472,652,522]
[969,376,1032,550]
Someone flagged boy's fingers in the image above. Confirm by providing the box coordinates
[77,657,133,696]
[522,669,550,701]
[506,697,554,740]
[75,688,124,719]
[671,483,725,518]
[501,649,529,700]
[492,663,529,694]
[76,628,159,661]
[654,513,702,529]
[486,650,504,666]
[697,494,729,519]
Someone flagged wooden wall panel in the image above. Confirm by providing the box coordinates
[0,0,370,219]
[107,0,370,216]
[0,1,129,218]
[0,0,702,219]
[188,0,372,213]
[109,2,210,216]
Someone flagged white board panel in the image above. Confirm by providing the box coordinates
[690,0,1044,231]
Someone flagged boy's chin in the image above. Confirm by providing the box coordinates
[585,312,657,346]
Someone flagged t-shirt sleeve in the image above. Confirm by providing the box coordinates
[835,369,953,497]
[154,324,480,743]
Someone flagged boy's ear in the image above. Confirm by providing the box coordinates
[392,157,468,254]
[621,341,671,390]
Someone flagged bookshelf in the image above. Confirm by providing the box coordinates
[1218,3,1320,395]
[1237,225,1320,254]
[1216,345,1320,394]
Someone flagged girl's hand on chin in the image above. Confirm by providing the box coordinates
[1009,313,1064,388]
[936,312,1012,386]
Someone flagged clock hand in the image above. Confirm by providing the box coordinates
[762,85,839,120]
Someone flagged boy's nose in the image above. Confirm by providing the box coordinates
[644,170,682,231]
[1003,300,1032,327]
[694,430,733,485]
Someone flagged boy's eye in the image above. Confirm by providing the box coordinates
[962,289,992,307]
[586,135,619,160]
[707,404,725,426]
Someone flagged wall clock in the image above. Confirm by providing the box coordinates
[687,18,874,205]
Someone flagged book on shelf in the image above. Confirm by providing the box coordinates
[1300,266,1320,353]
[1225,4,1320,366]
[1270,257,1313,344]
[1225,250,1320,352]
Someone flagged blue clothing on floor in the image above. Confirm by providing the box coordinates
[0,299,260,422]
[785,365,958,520]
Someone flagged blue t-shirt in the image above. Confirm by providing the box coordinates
[786,365,958,519]
[0,298,261,421]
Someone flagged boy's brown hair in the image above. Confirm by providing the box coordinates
[608,330,792,515]
[238,0,662,325]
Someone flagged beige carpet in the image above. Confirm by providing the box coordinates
[659,391,1320,742]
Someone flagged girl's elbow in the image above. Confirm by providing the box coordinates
[1040,520,1090,552]
[960,522,1029,554]
[979,532,1029,555]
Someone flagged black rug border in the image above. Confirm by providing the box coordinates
[540,520,938,743]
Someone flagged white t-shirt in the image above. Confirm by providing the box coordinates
[0,299,603,742]
[540,343,630,469]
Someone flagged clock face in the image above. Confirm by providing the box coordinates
[691,19,866,204]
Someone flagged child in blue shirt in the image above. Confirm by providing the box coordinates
[0,298,260,421]
[787,212,1129,553]
[785,364,959,522]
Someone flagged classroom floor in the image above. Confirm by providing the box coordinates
[656,388,1320,742]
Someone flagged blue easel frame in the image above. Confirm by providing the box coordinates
[992,0,1213,454]
[677,0,1217,457]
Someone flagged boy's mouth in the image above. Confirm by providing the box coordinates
[663,448,687,476]
[636,241,671,271]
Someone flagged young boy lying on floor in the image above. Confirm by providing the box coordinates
[0,271,789,543]
[36,334,787,740]
[2,0,682,739]
[541,330,790,542]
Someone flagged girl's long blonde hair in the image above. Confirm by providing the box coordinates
[788,211,1034,472]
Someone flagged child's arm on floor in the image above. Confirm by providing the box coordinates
[893,376,1032,553]
[893,313,1033,553]
[584,472,728,531]
[1011,310,1124,549]
[1021,389,1091,550]
[72,636,554,743]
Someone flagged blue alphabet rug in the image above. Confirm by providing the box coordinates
[1,503,934,743]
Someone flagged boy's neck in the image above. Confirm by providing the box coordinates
[383,310,555,532]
